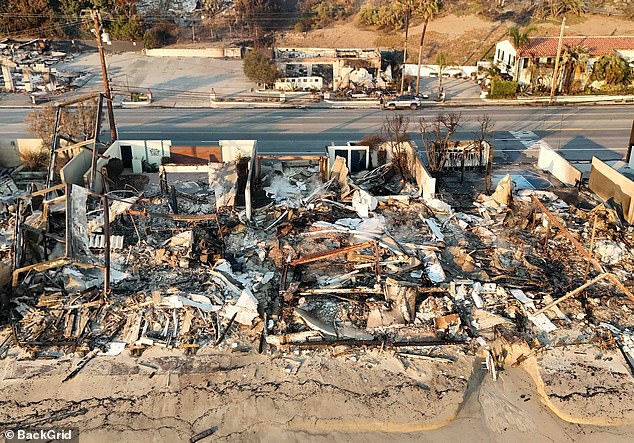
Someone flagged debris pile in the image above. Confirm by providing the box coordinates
[0,38,89,98]
[1,137,633,387]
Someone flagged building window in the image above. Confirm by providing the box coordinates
[522,58,529,69]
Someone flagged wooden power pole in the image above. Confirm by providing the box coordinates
[549,16,566,105]
[91,10,118,141]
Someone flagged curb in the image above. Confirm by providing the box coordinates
[2,99,634,110]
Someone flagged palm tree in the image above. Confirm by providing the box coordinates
[414,0,441,95]
[559,44,589,94]
[508,25,531,49]
[399,0,412,94]
[436,51,447,99]
[590,53,631,86]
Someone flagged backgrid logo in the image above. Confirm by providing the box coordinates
[4,428,78,442]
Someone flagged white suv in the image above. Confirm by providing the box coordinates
[383,94,428,110]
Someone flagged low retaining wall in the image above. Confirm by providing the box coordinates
[143,47,243,58]
[403,64,478,78]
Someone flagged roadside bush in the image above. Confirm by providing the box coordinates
[359,3,406,29]
[110,15,143,40]
[489,79,517,98]
[359,135,386,151]
[20,148,49,171]
[143,23,177,49]
[590,53,631,86]
[294,20,308,32]
[297,0,356,29]
[243,50,281,85]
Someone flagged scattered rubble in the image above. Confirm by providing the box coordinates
[1,115,634,436]
[1,38,89,99]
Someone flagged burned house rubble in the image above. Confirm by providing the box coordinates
[0,38,89,99]
[1,117,634,399]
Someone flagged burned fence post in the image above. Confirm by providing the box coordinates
[45,106,63,189]
[102,194,110,300]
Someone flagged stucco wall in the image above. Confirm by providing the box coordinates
[219,140,257,163]
[144,48,242,58]
[537,145,583,186]
[0,139,44,167]
[589,157,634,224]
[75,140,171,193]
[494,40,517,75]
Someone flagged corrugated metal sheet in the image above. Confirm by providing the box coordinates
[89,234,124,250]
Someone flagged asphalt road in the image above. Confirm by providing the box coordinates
[1,105,632,162]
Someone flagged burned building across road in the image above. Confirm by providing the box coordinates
[273,48,384,91]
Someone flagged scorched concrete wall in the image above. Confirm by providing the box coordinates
[589,157,634,224]
[537,145,582,186]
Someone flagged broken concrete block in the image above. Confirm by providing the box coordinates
[491,174,513,206]
[223,289,259,326]
[594,241,626,265]
[165,230,193,248]
[351,189,378,218]
[330,156,350,195]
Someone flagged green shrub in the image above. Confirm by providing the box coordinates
[110,15,142,40]
[590,54,631,86]
[294,21,307,32]
[243,50,280,85]
[297,0,355,29]
[489,79,518,99]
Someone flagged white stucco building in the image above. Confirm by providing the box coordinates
[493,36,634,88]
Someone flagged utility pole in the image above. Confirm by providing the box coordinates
[192,22,195,42]
[400,5,410,95]
[91,9,117,141]
[549,16,566,105]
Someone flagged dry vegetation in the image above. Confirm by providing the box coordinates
[276,1,634,63]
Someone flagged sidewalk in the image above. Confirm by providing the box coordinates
[3,92,634,109]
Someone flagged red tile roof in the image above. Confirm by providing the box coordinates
[516,36,634,57]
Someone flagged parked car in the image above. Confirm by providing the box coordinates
[382,94,428,110]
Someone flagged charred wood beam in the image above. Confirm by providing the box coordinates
[531,195,634,302]
[280,338,466,349]
[289,241,376,266]
[126,209,218,222]
[532,273,610,316]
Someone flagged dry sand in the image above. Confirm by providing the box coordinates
[2,339,634,442]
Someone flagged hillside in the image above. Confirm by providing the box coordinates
[276,11,634,65]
